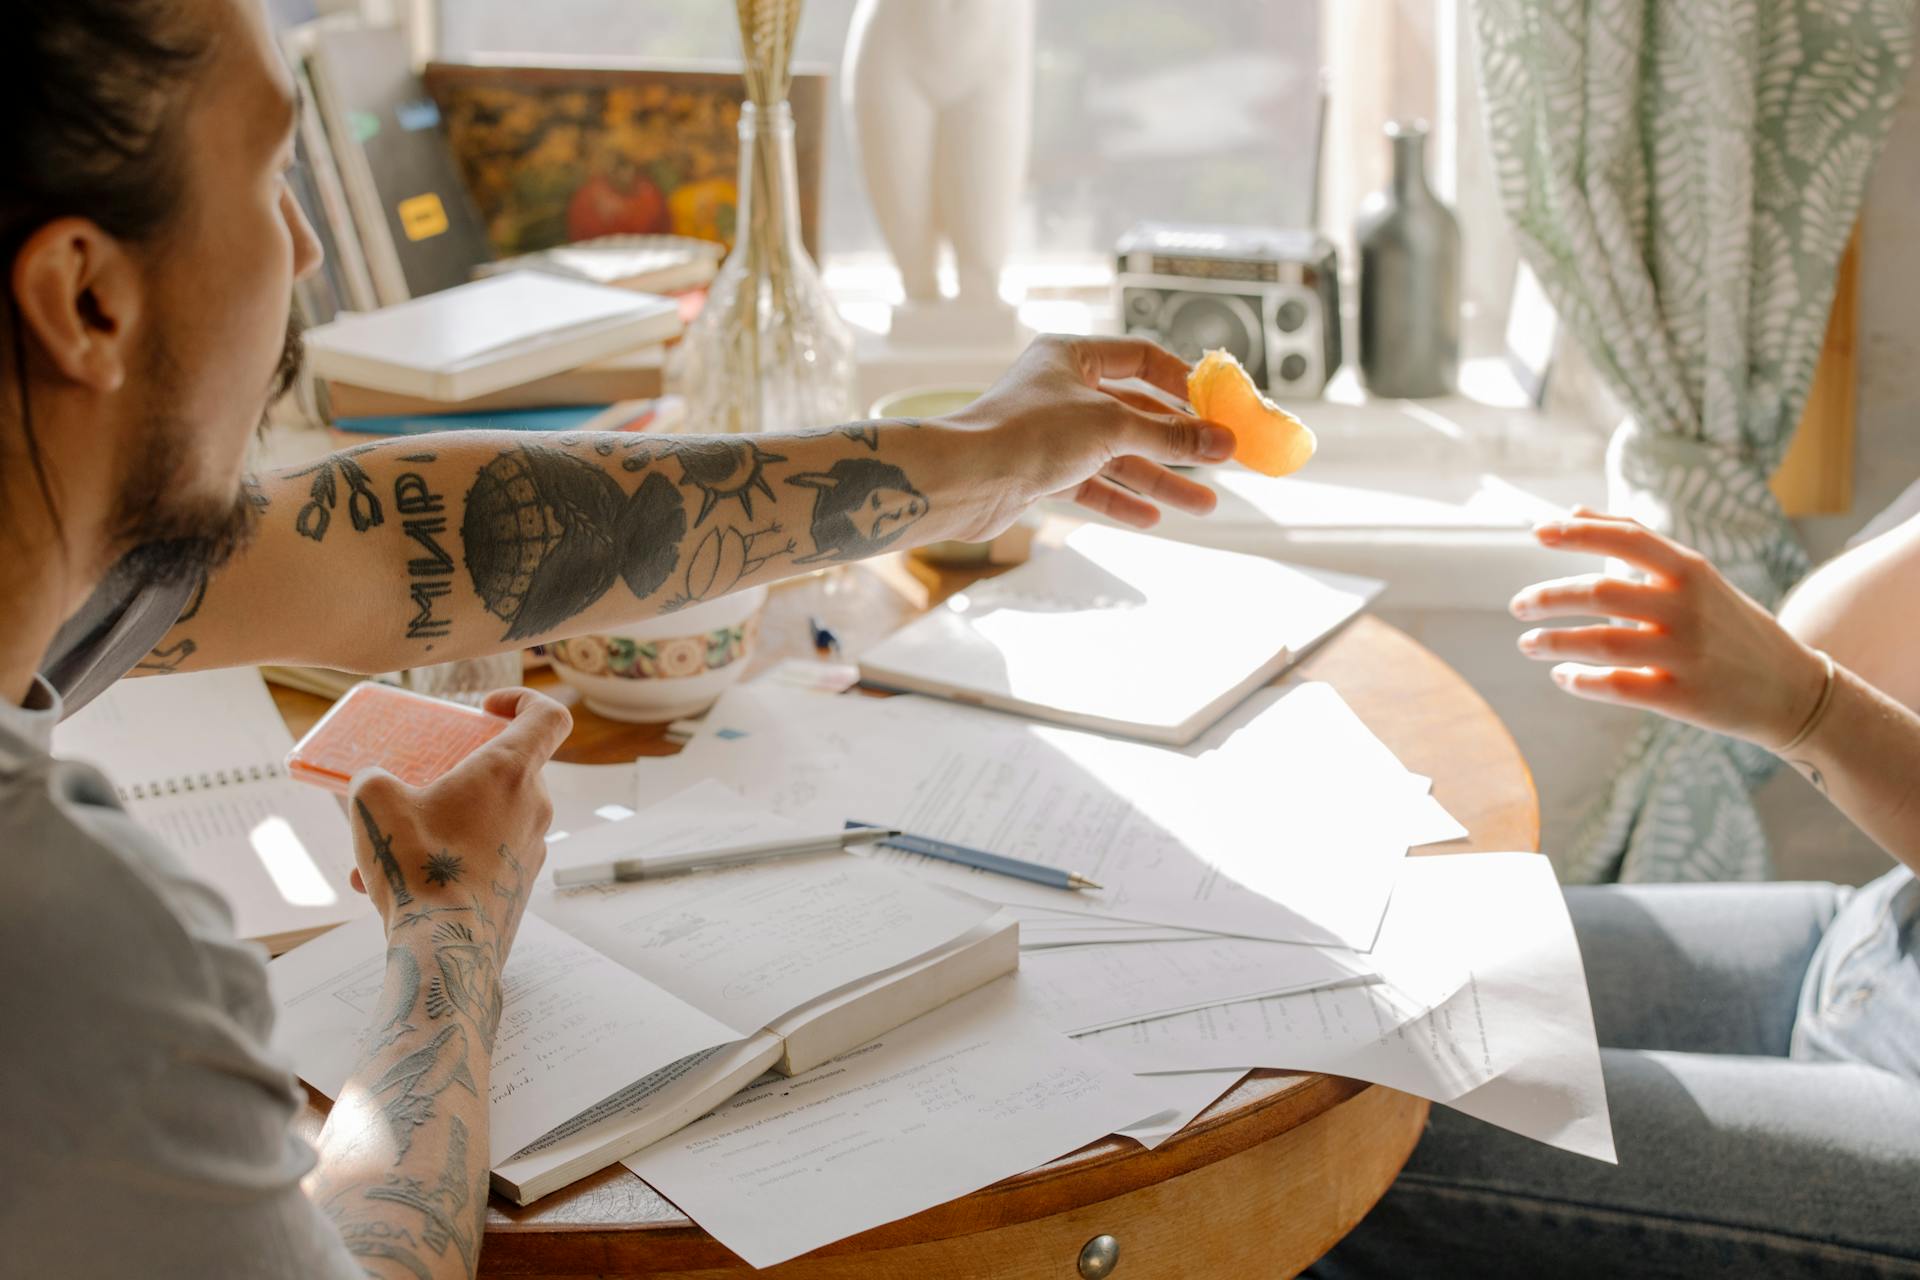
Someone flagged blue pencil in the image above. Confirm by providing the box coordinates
[844,821,1103,891]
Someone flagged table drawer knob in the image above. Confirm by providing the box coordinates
[1078,1233,1120,1278]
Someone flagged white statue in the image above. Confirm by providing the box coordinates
[844,0,1035,347]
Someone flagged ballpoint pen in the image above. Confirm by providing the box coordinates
[844,821,1103,891]
[552,825,902,887]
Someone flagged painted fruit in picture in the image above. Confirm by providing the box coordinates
[566,165,671,240]
[425,65,825,259]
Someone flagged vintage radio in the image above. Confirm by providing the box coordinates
[1115,222,1342,397]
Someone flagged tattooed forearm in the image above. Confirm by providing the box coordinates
[364,947,421,1060]
[335,1219,436,1280]
[668,523,797,610]
[290,445,384,542]
[311,785,540,1277]
[788,458,930,564]
[363,1113,480,1270]
[249,424,944,667]
[368,1023,478,1160]
[462,445,687,640]
[395,469,455,648]
[422,920,502,1053]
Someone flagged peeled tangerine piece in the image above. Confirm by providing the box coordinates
[1186,348,1317,477]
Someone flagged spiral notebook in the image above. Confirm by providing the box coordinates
[52,668,358,954]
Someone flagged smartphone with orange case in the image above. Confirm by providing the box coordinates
[286,682,509,794]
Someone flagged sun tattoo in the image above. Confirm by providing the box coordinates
[422,851,465,887]
[664,439,787,526]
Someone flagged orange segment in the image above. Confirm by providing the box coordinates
[1186,348,1317,477]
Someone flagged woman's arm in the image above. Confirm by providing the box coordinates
[137,336,1233,676]
[1510,509,1920,878]
[1776,509,1920,710]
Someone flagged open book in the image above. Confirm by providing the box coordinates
[52,668,357,954]
[856,523,1383,745]
[268,783,1017,1204]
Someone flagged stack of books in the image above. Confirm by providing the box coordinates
[276,16,719,435]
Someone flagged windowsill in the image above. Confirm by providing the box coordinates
[825,257,1611,610]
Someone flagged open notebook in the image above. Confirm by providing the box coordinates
[51,668,357,954]
[268,782,1018,1204]
[857,524,1383,745]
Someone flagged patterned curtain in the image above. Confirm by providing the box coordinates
[1471,0,1914,882]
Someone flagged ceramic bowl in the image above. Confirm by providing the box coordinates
[546,585,767,722]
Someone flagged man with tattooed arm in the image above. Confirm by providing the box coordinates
[0,2,1234,1277]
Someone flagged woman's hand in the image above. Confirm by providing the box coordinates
[1510,508,1828,751]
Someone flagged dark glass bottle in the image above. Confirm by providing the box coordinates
[1356,120,1460,398]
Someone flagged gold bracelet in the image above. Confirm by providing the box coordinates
[1776,649,1837,756]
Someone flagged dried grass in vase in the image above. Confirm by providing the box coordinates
[735,0,802,109]
[666,0,853,435]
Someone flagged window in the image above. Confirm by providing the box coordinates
[437,2,1323,265]
[423,0,1513,357]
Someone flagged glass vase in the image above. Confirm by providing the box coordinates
[667,100,855,435]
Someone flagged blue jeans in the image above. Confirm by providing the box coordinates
[1310,873,1920,1279]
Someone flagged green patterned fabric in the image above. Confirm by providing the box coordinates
[1471,0,1914,882]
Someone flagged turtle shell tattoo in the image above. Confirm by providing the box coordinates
[463,446,687,641]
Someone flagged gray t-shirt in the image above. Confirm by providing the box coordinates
[0,572,357,1279]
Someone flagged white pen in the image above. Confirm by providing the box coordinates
[550,826,903,887]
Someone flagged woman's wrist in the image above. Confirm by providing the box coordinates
[1755,640,1835,753]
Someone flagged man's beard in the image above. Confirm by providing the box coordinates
[110,315,304,589]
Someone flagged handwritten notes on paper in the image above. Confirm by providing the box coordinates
[640,682,1461,949]
[533,781,997,1036]
[623,978,1157,1269]
[1080,854,1616,1161]
[268,912,738,1163]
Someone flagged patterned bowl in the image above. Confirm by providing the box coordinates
[546,585,766,722]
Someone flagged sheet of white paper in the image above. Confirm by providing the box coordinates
[646,682,1443,949]
[1112,1069,1248,1149]
[533,787,995,1037]
[1403,793,1470,847]
[545,779,815,880]
[543,761,640,841]
[1017,938,1372,1034]
[1081,854,1615,1161]
[622,977,1159,1270]
[268,913,740,1163]
[1007,906,1229,948]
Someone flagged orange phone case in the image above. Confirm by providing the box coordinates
[286,682,509,794]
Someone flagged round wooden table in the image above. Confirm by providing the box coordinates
[278,555,1538,1280]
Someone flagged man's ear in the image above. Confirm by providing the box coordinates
[9,218,145,395]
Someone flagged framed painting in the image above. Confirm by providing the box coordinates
[423,59,828,260]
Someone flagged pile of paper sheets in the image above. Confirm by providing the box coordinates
[606,681,1613,1268]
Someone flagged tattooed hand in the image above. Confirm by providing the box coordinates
[345,687,570,953]
[932,334,1236,539]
